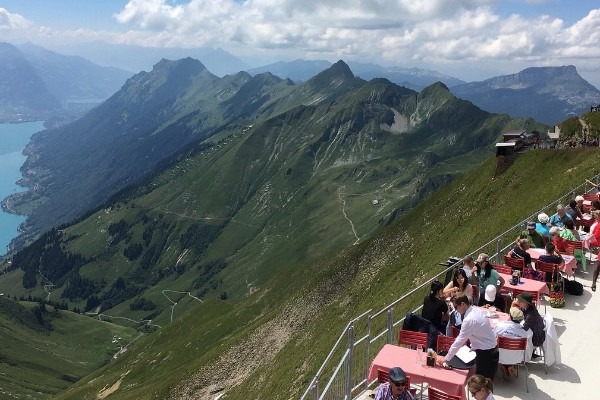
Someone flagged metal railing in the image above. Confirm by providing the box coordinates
[301,175,600,400]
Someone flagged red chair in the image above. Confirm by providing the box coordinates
[493,264,512,275]
[565,239,587,271]
[582,193,598,201]
[397,329,428,348]
[511,288,540,308]
[504,255,526,271]
[377,369,417,398]
[436,335,455,354]
[578,217,595,228]
[450,325,461,338]
[497,336,530,392]
[427,386,462,400]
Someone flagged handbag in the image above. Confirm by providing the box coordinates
[549,281,565,308]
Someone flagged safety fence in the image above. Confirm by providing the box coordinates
[300,175,600,400]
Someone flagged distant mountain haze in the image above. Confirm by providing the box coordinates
[49,41,249,77]
[0,42,132,123]
[451,65,600,125]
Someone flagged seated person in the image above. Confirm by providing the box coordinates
[538,243,564,266]
[509,238,533,269]
[443,268,473,301]
[548,204,573,228]
[514,293,545,354]
[535,213,550,238]
[549,226,567,252]
[522,221,545,248]
[474,253,505,301]
[421,280,449,333]
[493,307,533,380]
[575,195,586,215]
[462,255,474,279]
[373,366,414,400]
[560,218,580,241]
[478,284,506,312]
[565,199,583,222]
[467,374,496,400]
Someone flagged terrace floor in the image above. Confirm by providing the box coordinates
[493,265,598,400]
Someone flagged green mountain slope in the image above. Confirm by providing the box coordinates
[0,296,137,399]
[42,147,600,400]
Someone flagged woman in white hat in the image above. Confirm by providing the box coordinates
[535,213,550,238]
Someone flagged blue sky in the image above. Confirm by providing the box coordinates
[2,1,600,86]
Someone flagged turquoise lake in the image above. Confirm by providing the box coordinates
[0,121,45,255]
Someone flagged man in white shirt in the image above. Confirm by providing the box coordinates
[441,294,499,379]
[493,307,533,380]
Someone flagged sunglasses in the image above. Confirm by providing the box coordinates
[469,387,482,396]
[391,380,407,388]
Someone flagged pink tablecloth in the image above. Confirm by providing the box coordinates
[527,248,577,277]
[499,273,549,307]
[368,344,470,399]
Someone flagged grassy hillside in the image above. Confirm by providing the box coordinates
[0,296,137,399]
[45,147,600,399]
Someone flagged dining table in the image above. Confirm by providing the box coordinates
[368,344,471,399]
[498,272,549,307]
[527,247,577,277]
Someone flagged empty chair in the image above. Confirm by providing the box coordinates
[427,386,462,400]
[504,255,525,272]
[493,263,512,275]
[497,336,530,392]
[436,335,455,354]
[397,329,428,349]
[565,239,587,272]
[582,193,598,201]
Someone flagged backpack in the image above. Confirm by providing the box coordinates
[565,279,584,296]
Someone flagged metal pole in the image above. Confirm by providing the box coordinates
[364,315,372,391]
[345,325,355,400]
[386,308,394,344]
[312,381,319,400]
[496,239,502,263]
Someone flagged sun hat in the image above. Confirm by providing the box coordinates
[516,292,534,306]
[538,213,549,224]
[388,367,407,383]
[575,195,584,202]
[509,307,524,322]
[484,285,497,302]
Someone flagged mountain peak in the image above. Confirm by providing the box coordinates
[306,59,355,89]
[152,57,207,73]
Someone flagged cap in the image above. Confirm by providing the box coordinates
[575,195,584,202]
[475,253,489,263]
[484,284,497,302]
[516,292,534,306]
[538,213,549,224]
[527,221,536,229]
[509,307,524,322]
[388,367,407,383]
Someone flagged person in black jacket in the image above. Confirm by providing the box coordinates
[421,280,449,333]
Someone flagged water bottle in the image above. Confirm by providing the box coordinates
[416,345,423,365]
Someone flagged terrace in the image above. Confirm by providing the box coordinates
[301,176,600,400]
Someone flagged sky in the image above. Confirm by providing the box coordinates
[2,0,600,86]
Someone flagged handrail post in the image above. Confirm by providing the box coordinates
[312,381,319,399]
[345,325,355,400]
[364,315,372,391]
[386,308,394,344]
[496,239,502,263]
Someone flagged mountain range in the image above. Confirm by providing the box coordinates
[0,42,132,123]
[0,40,598,398]
[451,65,600,125]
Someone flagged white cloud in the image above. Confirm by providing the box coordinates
[3,1,600,86]
[0,7,32,31]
